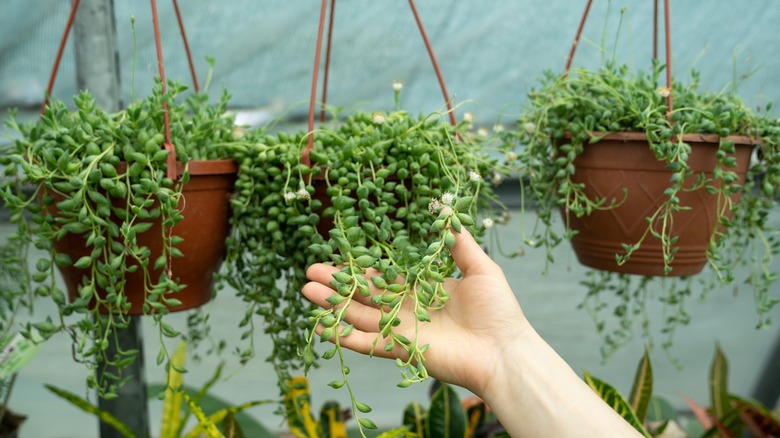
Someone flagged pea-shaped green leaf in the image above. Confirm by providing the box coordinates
[353,255,375,268]
[73,256,93,269]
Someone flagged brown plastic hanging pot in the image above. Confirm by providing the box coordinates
[53,160,237,314]
[561,132,754,276]
[43,0,237,314]
[555,0,757,276]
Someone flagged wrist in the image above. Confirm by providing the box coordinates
[473,324,643,437]
[470,317,537,401]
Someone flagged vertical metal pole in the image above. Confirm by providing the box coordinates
[73,0,121,111]
[72,1,151,438]
[97,320,150,438]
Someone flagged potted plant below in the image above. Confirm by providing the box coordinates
[0,241,37,438]
[504,4,780,355]
[44,341,274,438]
[584,346,780,437]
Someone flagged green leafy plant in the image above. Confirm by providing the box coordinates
[505,13,780,356]
[45,341,274,438]
[0,241,33,436]
[282,376,506,438]
[222,96,510,434]
[586,345,780,437]
[583,348,654,437]
[0,80,240,397]
[683,345,780,438]
[284,376,349,438]
[397,380,507,438]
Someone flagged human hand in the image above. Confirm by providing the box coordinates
[302,221,528,396]
[304,222,644,438]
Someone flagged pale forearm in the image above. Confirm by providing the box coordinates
[474,327,643,438]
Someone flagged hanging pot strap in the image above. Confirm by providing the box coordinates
[43,0,201,181]
[302,0,458,166]
[564,0,674,121]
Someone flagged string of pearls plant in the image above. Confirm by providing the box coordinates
[223,86,511,431]
[504,60,780,358]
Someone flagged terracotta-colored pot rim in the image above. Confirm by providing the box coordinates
[180,159,238,175]
[565,131,760,146]
[114,159,238,176]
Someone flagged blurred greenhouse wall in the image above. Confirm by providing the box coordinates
[2,1,778,127]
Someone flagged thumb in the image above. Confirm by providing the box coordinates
[446,214,501,277]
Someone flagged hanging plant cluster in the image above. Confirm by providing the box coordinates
[221,106,510,425]
[502,3,780,356]
[0,82,240,397]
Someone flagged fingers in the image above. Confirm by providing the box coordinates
[306,263,399,294]
[309,322,400,360]
[448,217,502,277]
[304,263,419,361]
[304,263,407,334]
[304,263,340,288]
[303,272,408,361]
[301,280,383,333]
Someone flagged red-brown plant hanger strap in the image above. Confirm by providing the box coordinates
[303,0,330,167]
[407,0,457,127]
[564,0,673,121]
[148,0,203,179]
[172,0,200,93]
[661,0,673,118]
[304,0,458,166]
[43,0,201,180]
[320,0,337,123]
[150,0,179,180]
[41,0,81,116]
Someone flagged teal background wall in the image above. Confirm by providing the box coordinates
[2,1,778,126]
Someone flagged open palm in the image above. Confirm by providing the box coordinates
[302,225,527,396]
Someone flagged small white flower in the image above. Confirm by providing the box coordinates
[500,210,512,223]
[657,86,671,98]
[463,112,474,124]
[468,171,482,182]
[440,192,455,206]
[482,217,494,229]
[296,188,311,200]
[372,112,385,124]
[477,127,489,138]
[523,122,536,134]
[505,151,518,163]
[493,124,505,133]
[392,80,404,92]
[428,198,442,214]
[492,172,504,186]
[283,191,296,202]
